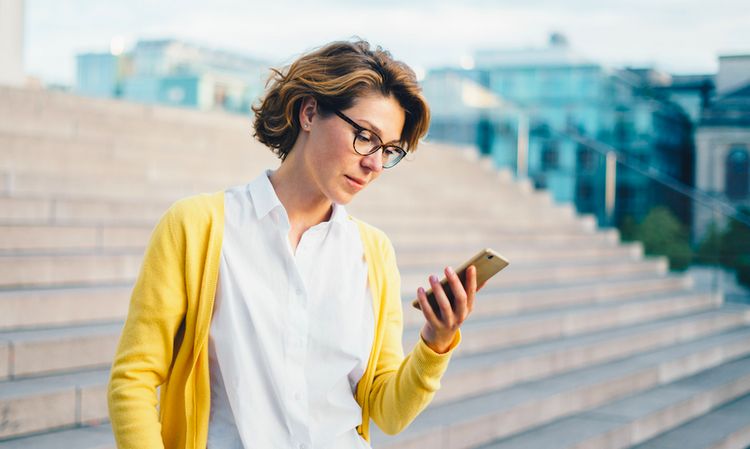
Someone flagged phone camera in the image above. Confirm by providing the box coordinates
[487,255,494,259]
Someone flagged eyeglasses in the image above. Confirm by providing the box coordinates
[332,110,407,169]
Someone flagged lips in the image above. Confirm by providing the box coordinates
[344,175,367,192]
[345,175,366,187]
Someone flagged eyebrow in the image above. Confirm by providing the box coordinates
[356,119,401,146]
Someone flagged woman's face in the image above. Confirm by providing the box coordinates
[301,92,406,205]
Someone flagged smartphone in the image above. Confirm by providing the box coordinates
[411,248,509,319]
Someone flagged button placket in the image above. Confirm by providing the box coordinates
[284,267,310,445]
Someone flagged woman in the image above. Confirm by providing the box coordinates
[108,39,479,449]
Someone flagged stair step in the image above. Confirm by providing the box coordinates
[401,275,689,326]
[0,274,684,332]
[433,306,749,406]
[395,243,642,269]
[0,225,152,253]
[404,291,720,355]
[631,393,750,449]
[387,229,619,247]
[0,285,130,331]
[473,356,750,449]
[0,223,614,254]
[0,196,168,227]
[401,259,668,295]
[371,312,750,449]
[1,86,739,447]
[0,423,114,449]
[0,134,259,182]
[0,323,122,380]
[0,253,143,288]
[0,290,716,380]
[0,250,662,290]
[0,368,109,440]
[0,311,750,438]
[6,170,228,203]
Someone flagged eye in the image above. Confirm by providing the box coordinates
[355,130,373,143]
[383,147,397,156]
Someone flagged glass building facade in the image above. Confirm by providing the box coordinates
[424,36,698,228]
[76,39,268,114]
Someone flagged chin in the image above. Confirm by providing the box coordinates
[334,185,361,204]
[334,193,356,205]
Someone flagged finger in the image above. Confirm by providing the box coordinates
[445,266,468,322]
[429,275,453,326]
[417,286,439,324]
[466,265,477,314]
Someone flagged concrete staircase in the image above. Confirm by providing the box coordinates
[1,86,750,449]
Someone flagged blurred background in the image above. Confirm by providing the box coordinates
[8,0,750,298]
[2,0,750,448]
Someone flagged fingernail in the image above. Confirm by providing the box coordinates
[429,275,438,283]
[418,287,424,294]
[447,266,455,275]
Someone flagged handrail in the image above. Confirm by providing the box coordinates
[550,127,750,228]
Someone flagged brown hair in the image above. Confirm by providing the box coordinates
[252,39,430,161]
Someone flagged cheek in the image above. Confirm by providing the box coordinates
[325,135,357,167]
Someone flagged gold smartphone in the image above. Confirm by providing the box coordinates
[411,248,510,318]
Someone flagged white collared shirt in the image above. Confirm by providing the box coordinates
[207,170,374,449]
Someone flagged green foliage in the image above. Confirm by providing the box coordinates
[616,206,749,283]
[695,221,723,265]
[721,207,750,267]
[694,207,750,288]
[736,255,750,287]
[723,207,750,288]
[619,215,638,242]
[632,207,693,271]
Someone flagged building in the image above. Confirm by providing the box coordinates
[618,68,715,228]
[76,39,269,114]
[76,52,121,98]
[0,0,25,87]
[694,55,750,243]
[424,34,697,228]
[422,67,506,156]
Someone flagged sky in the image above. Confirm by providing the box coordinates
[22,0,750,86]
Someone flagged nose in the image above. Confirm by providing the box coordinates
[360,148,385,173]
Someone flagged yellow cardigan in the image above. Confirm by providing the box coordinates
[108,191,460,449]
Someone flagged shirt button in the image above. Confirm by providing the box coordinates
[294,392,302,401]
[299,444,307,449]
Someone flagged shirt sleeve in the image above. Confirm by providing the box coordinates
[366,238,461,435]
[107,203,188,449]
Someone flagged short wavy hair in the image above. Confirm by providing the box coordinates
[252,39,430,161]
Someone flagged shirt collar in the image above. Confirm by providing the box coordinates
[248,169,284,221]
[329,202,349,226]
[248,169,350,226]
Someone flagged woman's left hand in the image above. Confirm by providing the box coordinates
[416,265,485,354]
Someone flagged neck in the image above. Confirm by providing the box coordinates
[269,156,333,230]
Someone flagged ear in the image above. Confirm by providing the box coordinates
[299,96,318,130]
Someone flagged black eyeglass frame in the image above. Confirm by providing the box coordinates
[332,109,407,169]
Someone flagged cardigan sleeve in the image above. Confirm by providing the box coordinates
[367,237,461,435]
[108,203,189,449]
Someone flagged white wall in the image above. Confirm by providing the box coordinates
[0,0,24,87]
[717,55,750,95]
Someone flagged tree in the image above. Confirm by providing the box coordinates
[721,206,750,287]
[634,207,693,271]
[696,221,723,265]
[619,215,638,242]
